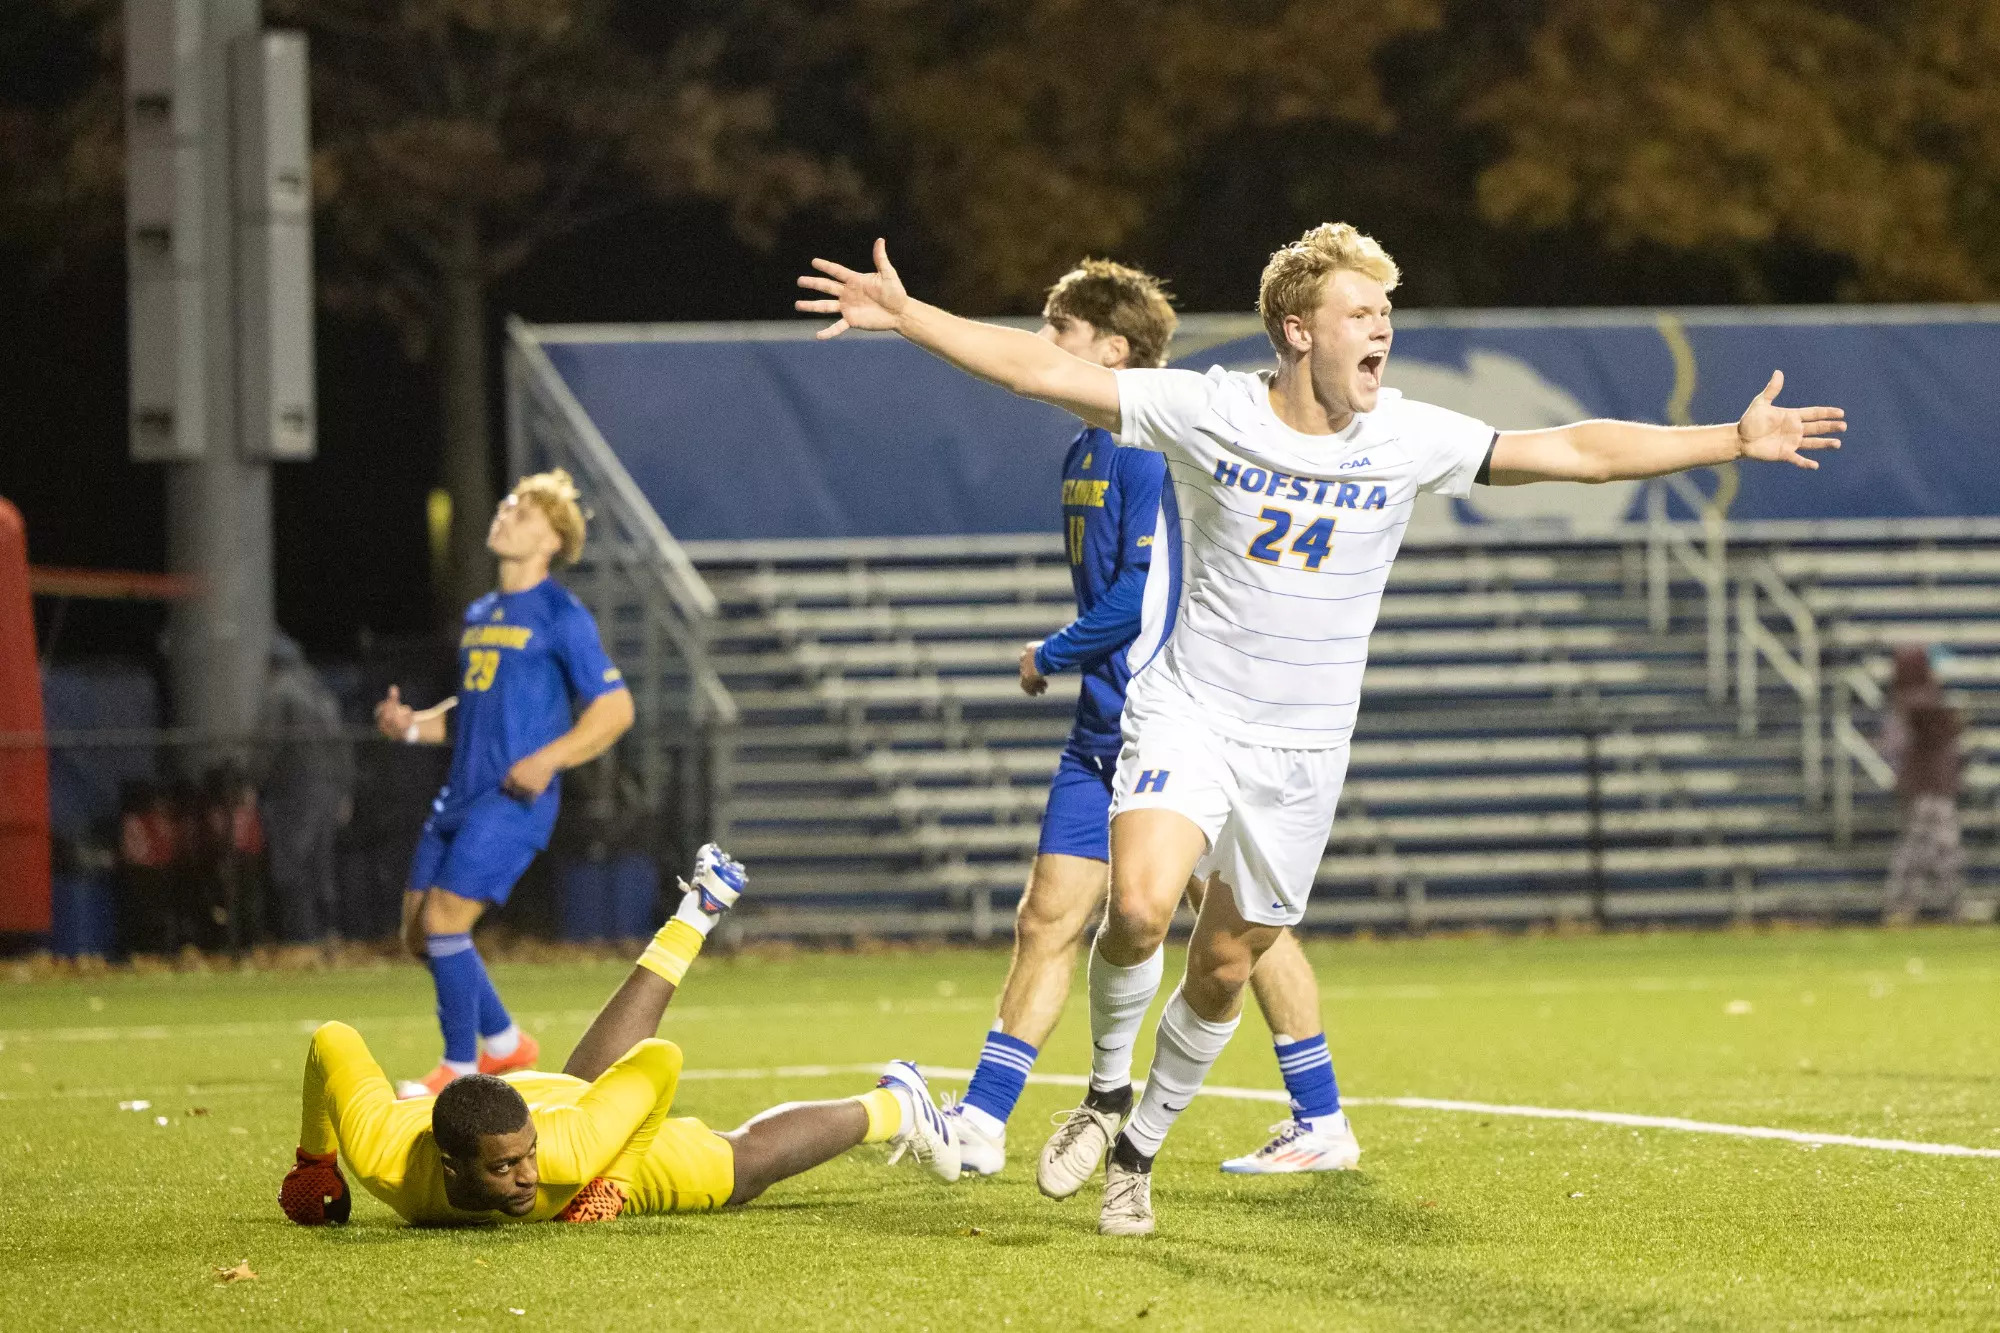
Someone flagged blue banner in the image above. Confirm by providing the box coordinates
[542,311,2000,541]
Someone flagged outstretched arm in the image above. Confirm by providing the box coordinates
[283,1022,400,1224]
[1487,370,1845,485]
[795,238,1122,432]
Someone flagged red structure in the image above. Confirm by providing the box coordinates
[0,498,50,934]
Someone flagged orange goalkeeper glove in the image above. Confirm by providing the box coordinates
[280,1148,351,1225]
[554,1177,626,1223]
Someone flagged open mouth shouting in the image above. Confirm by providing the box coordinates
[1357,349,1387,392]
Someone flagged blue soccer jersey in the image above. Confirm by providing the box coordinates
[430,578,626,843]
[1034,426,1166,755]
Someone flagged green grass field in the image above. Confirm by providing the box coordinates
[4,926,1997,1330]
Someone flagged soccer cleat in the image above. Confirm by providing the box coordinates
[1037,1099,1123,1199]
[280,1148,351,1226]
[1219,1111,1362,1175]
[878,1060,962,1182]
[942,1099,1006,1177]
[478,1030,541,1078]
[1099,1156,1155,1237]
[554,1177,627,1223]
[688,843,747,915]
[395,1064,464,1100]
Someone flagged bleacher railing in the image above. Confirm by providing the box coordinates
[1735,555,1824,806]
[1644,474,1730,701]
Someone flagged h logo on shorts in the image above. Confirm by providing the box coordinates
[1134,769,1171,794]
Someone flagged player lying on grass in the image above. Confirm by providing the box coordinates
[949,258,1356,1180]
[798,227,1844,1235]
[279,845,961,1226]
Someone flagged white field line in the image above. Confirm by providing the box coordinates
[679,1063,2000,1161]
[8,1056,2000,1159]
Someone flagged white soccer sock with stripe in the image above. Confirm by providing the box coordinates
[1123,983,1240,1157]
[1087,937,1164,1091]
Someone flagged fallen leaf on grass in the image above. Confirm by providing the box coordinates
[189,1107,210,1117]
[1568,1192,1585,1199]
[508,1309,526,1316]
[1418,1199,1439,1209]
[957,1226,984,1237]
[214,1260,256,1284]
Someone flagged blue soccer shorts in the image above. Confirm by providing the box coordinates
[1037,747,1118,862]
[407,799,544,905]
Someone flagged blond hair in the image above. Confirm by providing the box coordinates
[1257,223,1400,355]
[1042,259,1178,368]
[512,469,587,566]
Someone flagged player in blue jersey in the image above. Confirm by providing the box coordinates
[944,262,1359,1179]
[373,470,635,1098]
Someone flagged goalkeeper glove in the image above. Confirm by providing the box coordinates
[280,1148,351,1225]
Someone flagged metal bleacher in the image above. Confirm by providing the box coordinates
[508,318,2000,939]
[667,519,1999,938]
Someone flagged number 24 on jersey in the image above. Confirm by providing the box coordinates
[1245,507,1336,571]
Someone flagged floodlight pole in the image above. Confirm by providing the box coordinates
[126,2,314,757]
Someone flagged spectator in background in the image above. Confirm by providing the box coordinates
[115,779,179,956]
[258,632,355,942]
[1881,645,1965,924]
[201,763,267,950]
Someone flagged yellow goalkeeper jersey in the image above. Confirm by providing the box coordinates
[297,1022,733,1224]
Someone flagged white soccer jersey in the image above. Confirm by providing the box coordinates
[1118,365,1495,749]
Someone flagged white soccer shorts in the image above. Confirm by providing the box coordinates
[1108,673,1348,927]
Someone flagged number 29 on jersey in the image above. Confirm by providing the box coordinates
[463,649,501,692]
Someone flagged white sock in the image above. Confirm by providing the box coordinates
[959,1103,1005,1139]
[443,1058,479,1077]
[481,1024,521,1059]
[1123,984,1240,1157]
[1087,936,1164,1091]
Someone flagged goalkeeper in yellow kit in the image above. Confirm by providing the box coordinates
[280,845,960,1226]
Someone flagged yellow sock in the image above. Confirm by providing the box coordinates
[636,918,705,985]
[854,1087,903,1144]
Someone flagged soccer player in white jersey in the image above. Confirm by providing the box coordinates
[796,225,1845,1236]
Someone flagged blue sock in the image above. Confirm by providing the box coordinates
[962,1029,1039,1128]
[1274,1033,1341,1123]
[474,966,513,1041]
[426,933,483,1066]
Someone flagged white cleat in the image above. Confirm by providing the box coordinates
[879,1060,962,1183]
[1037,1099,1123,1199]
[943,1101,1007,1177]
[687,843,747,914]
[1099,1157,1155,1237]
[1219,1111,1362,1175]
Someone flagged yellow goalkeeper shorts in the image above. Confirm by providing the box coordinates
[623,1116,735,1214]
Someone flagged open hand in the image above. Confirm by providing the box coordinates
[1736,370,1846,469]
[1019,642,1048,697]
[795,237,908,340]
[373,685,415,740]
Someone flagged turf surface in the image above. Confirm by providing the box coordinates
[3,926,1997,1330]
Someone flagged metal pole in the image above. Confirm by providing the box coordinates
[1584,719,1607,929]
